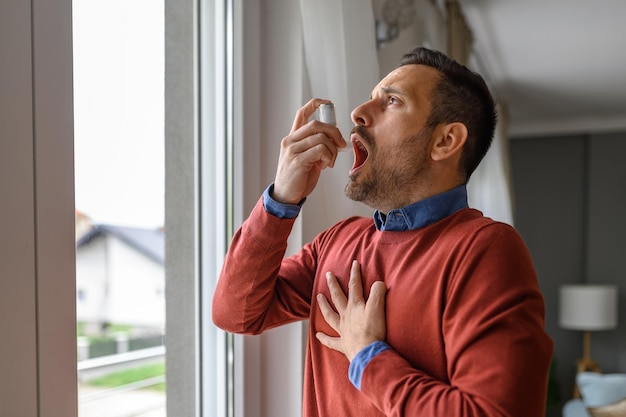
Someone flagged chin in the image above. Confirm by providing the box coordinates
[344,182,371,206]
[343,182,359,202]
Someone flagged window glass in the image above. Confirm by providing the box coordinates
[73,0,166,415]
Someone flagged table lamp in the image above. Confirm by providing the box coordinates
[559,284,618,396]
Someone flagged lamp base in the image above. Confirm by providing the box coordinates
[577,357,601,373]
[573,358,602,398]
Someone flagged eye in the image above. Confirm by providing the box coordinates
[387,96,399,105]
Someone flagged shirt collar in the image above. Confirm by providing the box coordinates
[373,185,468,231]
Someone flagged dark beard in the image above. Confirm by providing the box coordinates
[344,161,410,207]
[344,126,431,209]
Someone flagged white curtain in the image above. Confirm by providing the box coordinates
[298,0,381,239]
[446,0,515,226]
[467,102,515,225]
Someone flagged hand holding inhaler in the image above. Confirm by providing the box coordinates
[272,99,347,205]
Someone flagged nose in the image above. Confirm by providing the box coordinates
[351,100,371,126]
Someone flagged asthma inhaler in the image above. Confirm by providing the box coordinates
[319,103,337,125]
[319,102,349,151]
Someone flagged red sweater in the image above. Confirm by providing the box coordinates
[212,198,553,417]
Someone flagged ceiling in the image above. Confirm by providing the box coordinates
[459,0,626,136]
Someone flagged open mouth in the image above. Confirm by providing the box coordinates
[350,136,369,174]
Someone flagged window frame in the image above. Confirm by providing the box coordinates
[0,0,77,416]
[0,1,309,416]
[164,0,233,416]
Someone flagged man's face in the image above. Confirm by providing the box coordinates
[344,64,441,213]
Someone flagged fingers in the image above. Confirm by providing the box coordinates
[317,264,388,361]
[324,262,385,311]
[317,293,339,335]
[273,99,346,204]
[290,98,346,150]
[348,260,365,306]
[273,126,340,204]
[291,98,332,133]
[283,133,337,169]
[325,271,347,312]
[285,120,346,154]
[368,280,387,315]
[315,332,341,351]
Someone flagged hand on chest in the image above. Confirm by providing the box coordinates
[311,257,447,360]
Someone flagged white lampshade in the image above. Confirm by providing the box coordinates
[559,284,618,330]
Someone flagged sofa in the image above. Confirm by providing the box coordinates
[563,372,626,417]
[563,399,591,417]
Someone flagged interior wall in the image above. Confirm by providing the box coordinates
[0,2,39,414]
[0,0,76,416]
[586,133,626,372]
[510,132,626,416]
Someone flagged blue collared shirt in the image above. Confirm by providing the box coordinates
[373,185,468,231]
[263,183,468,232]
[261,183,469,390]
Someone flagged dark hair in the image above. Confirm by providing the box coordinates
[399,47,497,181]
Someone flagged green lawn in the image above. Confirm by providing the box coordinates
[88,362,165,392]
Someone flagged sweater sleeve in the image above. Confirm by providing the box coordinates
[357,224,553,417]
[211,197,316,334]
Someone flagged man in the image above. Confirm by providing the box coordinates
[212,47,553,417]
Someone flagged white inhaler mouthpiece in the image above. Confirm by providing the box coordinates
[319,102,349,151]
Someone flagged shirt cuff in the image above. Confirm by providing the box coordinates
[348,341,391,391]
[262,183,305,219]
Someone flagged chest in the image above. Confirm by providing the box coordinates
[310,236,454,379]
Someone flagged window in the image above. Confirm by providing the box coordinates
[1,1,305,416]
[73,0,166,415]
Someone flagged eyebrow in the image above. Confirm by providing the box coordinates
[370,86,405,100]
[381,86,404,96]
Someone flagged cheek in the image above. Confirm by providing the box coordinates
[384,137,430,171]
[369,121,430,161]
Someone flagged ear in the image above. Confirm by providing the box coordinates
[430,122,468,162]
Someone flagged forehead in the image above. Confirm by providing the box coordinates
[373,64,441,101]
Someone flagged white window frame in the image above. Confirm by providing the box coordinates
[166,1,308,416]
[165,0,232,415]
